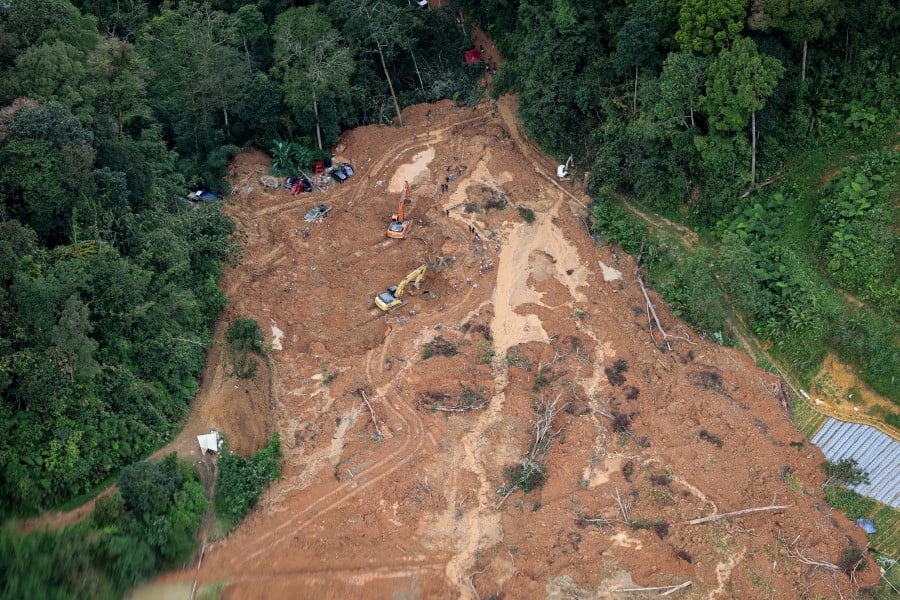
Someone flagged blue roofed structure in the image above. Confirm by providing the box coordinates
[811,418,900,509]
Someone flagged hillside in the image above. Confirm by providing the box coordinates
[146,97,877,598]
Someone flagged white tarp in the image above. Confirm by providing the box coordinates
[197,430,220,455]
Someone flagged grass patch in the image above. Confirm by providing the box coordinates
[790,396,827,438]
[867,505,900,559]
[825,486,876,519]
[649,489,675,506]
[226,318,265,379]
[780,465,806,494]
[478,340,495,363]
[823,484,900,559]
[506,345,532,370]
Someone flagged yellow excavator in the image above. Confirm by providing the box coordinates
[386,181,411,239]
[375,264,427,311]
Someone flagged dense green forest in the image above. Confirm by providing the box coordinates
[2,454,209,597]
[465,0,899,412]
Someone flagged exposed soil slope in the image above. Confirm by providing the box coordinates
[154,97,876,598]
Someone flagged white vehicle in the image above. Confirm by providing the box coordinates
[304,204,332,223]
[557,155,573,180]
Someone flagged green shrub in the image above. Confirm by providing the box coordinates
[421,337,459,360]
[506,346,532,370]
[226,318,265,379]
[822,458,870,487]
[0,456,208,598]
[589,199,646,254]
[838,545,867,575]
[478,340,495,363]
[216,433,282,531]
[502,459,547,494]
[518,206,535,223]
[824,486,876,519]
[630,519,669,538]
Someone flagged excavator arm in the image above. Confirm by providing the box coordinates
[386,181,412,238]
[396,181,409,222]
[374,263,427,311]
[394,263,426,298]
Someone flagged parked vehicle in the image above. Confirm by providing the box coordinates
[187,190,222,202]
[330,162,354,183]
[330,168,348,184]
[286,175,312,194]
[304,204,332,223]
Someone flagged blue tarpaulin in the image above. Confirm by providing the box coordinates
[854,519,876,534]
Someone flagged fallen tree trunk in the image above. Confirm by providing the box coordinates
[683,504,790,525]
[618,580,692,596]
[359,389,382,438]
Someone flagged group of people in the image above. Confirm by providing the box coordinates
[479,45,498,76]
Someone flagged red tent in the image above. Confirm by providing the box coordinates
[463,48,483,65]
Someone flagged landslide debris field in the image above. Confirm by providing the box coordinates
[162,97,876,598]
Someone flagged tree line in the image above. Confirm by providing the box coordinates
[465,0,898,407]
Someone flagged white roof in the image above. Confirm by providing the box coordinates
[197,430,221,454]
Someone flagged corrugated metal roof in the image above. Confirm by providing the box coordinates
[811,418,900,509]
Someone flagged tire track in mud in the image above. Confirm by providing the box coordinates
[220,114,467,566]
[230,345,428,568]
[218,560,451,593]
[205,107,508,582]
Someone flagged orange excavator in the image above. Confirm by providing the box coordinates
[386,181,411,239]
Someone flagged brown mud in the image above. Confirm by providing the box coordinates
[139,96,877,598]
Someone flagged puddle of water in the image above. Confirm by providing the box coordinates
[389,148,435,191]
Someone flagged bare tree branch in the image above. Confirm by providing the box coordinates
[359,389,382,438]
[614,487,631,523]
